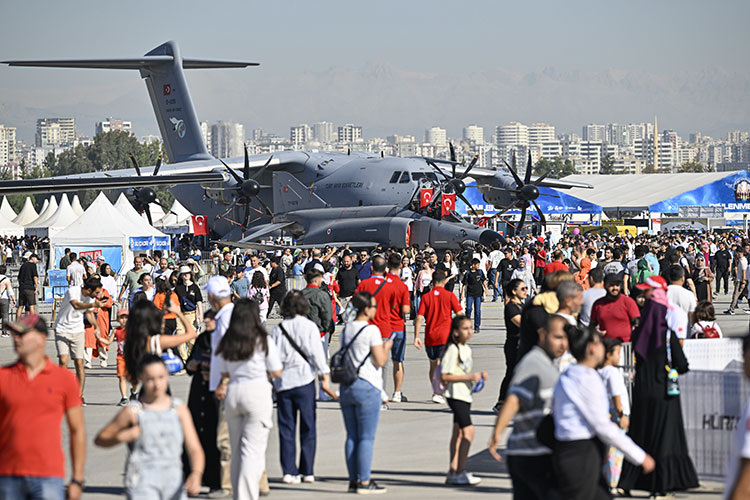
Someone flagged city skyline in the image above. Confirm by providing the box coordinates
[1,1,749,143]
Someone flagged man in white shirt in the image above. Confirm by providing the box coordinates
[66,253,85,287]
[205,276,234,497]
[244,254,269,286]
[579,267,606,327]
[728,249,749,315]
[666,265,697,324]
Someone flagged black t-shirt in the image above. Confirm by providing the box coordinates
[504,301,523,339]
[715,249,731,270]
[519,302,548,359]
[337,266,359,298]
[18,262,38,290]
[463,269,486,297]
[499,258,519,284]
[269,266,287,297]
[175,283,202,312]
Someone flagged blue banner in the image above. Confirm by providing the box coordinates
[129,236,171,252]
[649,170,750,213]
[456,181,602,215]
[54,246,123,274]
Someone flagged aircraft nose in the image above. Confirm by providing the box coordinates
[480,229,506,247]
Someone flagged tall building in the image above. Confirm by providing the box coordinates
[495,122,529,149]
[728,130,749,144]
[313,121,334,143]
[462,125,484,144]
[210,121,245,158]
[425,126,447,146]
[338,124,363,143]
[0,125,17,166]
[528,123,555,149]
[290,124,312,145]
[95,118,132,136]
[606,123,629,146]
[36,118,76,147]
[200,122,212,154]
[582,124,605,142]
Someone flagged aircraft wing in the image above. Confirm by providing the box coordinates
[449,166,594,190]
[0,172,226,195]
[219,239,381,251]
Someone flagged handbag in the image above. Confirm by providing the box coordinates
[150,334,184,375]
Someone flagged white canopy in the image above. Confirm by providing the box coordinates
[27,196,58,228]
[71,195,84,216]
[142,203,166,225]
[0,197,17,221]
[156,199,193,227]
[25,195,79,238]
[12,197,39,226]
[114,194,168,237]
[0,211,24,237]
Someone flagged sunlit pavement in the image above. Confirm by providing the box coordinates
[1,293,737,499]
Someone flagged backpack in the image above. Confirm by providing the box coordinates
[330,325,370,385]
[632,259,654,290]
[249,287,265,305]
[695,322,720,339]
[431,343,462,396]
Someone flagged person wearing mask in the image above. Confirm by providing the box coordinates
[618,275,697,496]
[488,315,569,499]
[16,252,39,320]
[493,279,528,412]
[338,291,395,494]
[461,258,488,333]
[270,291,336,484]
[0,264,16,337]
[552,325,655,499]
[590,273,641,342]
[579,267,606,327]
[214,299,282,500]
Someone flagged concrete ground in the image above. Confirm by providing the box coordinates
[2,290,742,499]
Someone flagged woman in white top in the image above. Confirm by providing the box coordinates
[414,260,434,314]
[214,299,282,500]
[270,291,336,484]
[338,291,394,495]
[552,326,654,500]
[0,264,15,337]
[99,262,118,299]
[247,271,270,326]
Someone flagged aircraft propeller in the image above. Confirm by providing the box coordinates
[501,151,553,231]
[423,142,481,217]
[128,153,173,225]
[215,144,274,229]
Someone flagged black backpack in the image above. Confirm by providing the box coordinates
[330,324,370,385]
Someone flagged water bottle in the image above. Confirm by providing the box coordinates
[666,366,680,397]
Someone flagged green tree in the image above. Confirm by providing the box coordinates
[599,153,615,175]
[680,161,710,173]
[532,156,577,179]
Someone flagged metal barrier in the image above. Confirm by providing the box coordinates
[286,276,306,291]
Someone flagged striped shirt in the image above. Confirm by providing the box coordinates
[505,346,560,456]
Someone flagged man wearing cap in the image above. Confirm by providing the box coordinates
[590,273,641,342]
[55,278,105,405]
[0,314,86,500]
[205,276,235,497]
[645,241,661,276]
[66,252,85,287]
[175,265,204,360]
[16,252,39,320]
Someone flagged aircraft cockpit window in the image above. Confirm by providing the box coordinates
[399,172,410,183]
[412,172,439,184]
[389,171,401,183]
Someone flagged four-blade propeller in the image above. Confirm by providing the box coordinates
[128,153,173,225]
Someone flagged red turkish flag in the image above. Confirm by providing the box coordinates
[419,188,433,209]
[441,193,456,217]
[191,215,209,235]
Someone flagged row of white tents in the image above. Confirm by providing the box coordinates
[0,194,194,238]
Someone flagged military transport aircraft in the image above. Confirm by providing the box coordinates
[1,41,592,249]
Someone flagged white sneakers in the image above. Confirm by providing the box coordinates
[303,475,315,484]
[283,474,314,484]
[432,394,446,404]
[446,471,481,486]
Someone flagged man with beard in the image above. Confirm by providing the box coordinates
[590,273,640,342]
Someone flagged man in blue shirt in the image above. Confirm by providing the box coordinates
[230,266,249,300]
[356,251,372,281]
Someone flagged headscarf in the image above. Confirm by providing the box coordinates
[574,257,591,289]
[632,297,668,361]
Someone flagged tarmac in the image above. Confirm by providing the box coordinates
[2,290,743,499]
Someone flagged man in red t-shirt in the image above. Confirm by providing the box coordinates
[590,273,641,342]
[386,253,411,402]
[0,314,85,499]
[355,256,398,340]
[414,268,463,403]
[544,250,568,276]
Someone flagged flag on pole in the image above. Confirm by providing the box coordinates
[419,188,433,209]
[191,215,209,235]
[441,193,456,217]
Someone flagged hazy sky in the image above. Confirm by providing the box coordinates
[1,0,749,142]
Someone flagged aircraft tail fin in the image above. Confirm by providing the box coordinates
[3,40,257,164]
[273,171,328,213]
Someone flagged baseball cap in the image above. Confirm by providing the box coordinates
[22,251,31,259]
[5,313,47,336]
[203,275,231,298]
[635,275,668,291]
[117,309,129,317]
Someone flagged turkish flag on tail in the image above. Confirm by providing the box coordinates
[419,188,433,209]
[441,193,456,217]
[191,215,209,235]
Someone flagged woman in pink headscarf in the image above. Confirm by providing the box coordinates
[618,276,698,497]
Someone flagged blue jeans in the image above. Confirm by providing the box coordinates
[277,381,317,476]
[0,476,64,500]
[488,268,500,301]
[339,378,382,483]
[465,296,482,329]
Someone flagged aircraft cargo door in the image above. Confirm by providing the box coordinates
[408,219,431,248]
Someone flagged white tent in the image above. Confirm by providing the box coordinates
[156,199,192,227]
[0,211,24,237]
[71,195,84,216]
[142,203,166,225]
[26,196,58,228]
[0,197,17,221]
[26,195,79,238]
[114,194,168,237]
[12,197,39,226]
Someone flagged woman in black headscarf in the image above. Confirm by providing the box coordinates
[618,276,699,497]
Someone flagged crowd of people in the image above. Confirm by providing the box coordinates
[2,228,750,499]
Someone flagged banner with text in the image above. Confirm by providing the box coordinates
[54,246,123,274]
[129,236,171,252]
